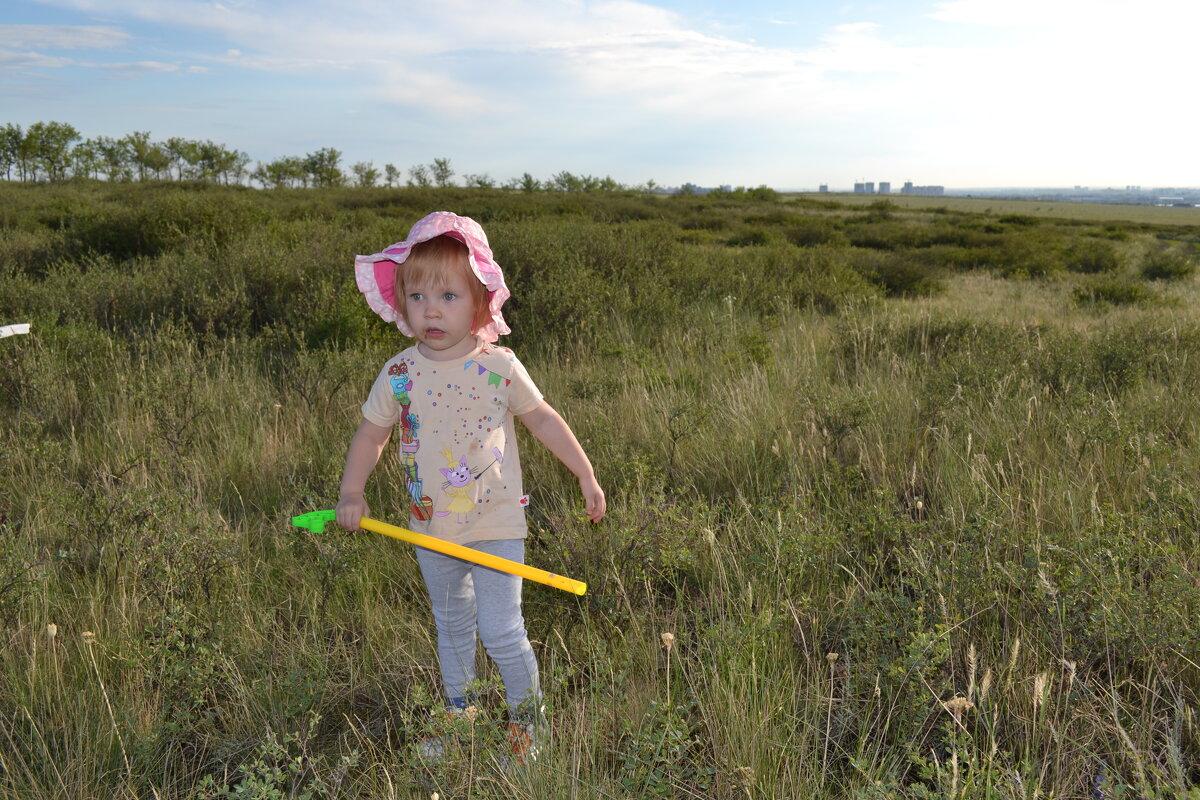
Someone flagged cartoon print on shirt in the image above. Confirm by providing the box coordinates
[390,361,434,520]
[434,445,505,523]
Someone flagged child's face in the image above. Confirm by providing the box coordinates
[403,266,480,361]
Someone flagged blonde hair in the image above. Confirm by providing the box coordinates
[395,235,491,333]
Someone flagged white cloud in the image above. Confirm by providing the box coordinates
[0,48,74,69]
[0,24,130,50]
[99,60,180,73]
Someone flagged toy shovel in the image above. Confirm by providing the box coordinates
[291,510,587,595]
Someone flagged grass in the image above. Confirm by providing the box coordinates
[1,181,1199,798]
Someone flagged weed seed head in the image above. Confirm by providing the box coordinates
[1033,672,1048,710]
[826,652,839,664]
[945,696,974,720]
[979,668,993,702]
[661,632,675,650]
[81,631,96,645]
[46,623,58,640]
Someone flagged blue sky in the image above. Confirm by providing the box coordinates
[2,0,1196,189]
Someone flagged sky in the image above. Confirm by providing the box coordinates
[1,0,1197,189]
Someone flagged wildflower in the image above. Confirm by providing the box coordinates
[660,632,675,650]
[46,623,58,641]
[944,696,974,720]
[826,652,839,664]
[82,631,96,645]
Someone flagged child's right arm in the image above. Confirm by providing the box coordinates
[335,419,392,531]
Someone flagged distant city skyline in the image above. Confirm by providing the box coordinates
[2,0,1197,189]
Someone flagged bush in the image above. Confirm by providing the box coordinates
[848,249,945,297]
[1072,277,1154,307]
[725,228,772,247]
[1064,239,1121,274]
[785,218,847,248]
[1141,248,1196,281]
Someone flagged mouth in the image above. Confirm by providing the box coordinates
[424,328,445,338]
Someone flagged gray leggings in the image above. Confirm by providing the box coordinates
[415,539,539,714]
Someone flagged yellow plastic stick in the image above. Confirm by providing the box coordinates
[291,510,586,595]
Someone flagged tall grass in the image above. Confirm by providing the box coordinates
[1,182,1199,798]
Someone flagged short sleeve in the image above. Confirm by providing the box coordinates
[506,353,543,416]
[361,361,402,428]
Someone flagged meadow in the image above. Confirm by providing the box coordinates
[1,180,1199,799]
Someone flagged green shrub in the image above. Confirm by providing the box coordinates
[1064,239,1121,274]
[997,214,1041,226]
[1141,248,1196,281]
[1072,276,1154,307]
[785,218,847,248]
[848,249,945,297]
[725,228,772,247]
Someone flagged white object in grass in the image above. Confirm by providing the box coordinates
[0,323,30,338]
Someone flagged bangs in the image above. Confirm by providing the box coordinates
[399,235,473,293]
[395,234,491,330]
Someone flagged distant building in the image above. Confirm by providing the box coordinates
[900,181,944,196]
[854,182,866,194]
[819,184,829,193]
[864,182,875,194]
[879,182,891,194]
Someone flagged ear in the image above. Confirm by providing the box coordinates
[439,467,452,479]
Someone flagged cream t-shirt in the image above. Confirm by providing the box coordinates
[361,342,543,545]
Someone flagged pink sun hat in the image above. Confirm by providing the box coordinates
[354,211,511,342]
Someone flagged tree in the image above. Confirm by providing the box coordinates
[164,137,192,180]
[408,164,431,187]
[28,121,83,181]
[0,123,22,180]
[304,147,344,187]
[517,172,540,193]
[71,139,103,179]
[550,171,583,192]
[121,131,155,181]
[351,161,379,188]
[252,156,307,189]
[384,163,401,188]
[94,136,131,181]
[462,173,495,189]
[15,124,41,181]
[431,157,454,187]
[223,148,250,185]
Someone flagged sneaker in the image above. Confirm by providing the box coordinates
[505,720,538,766]
[417,705,478,764]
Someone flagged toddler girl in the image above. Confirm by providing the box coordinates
[335,211,605,762]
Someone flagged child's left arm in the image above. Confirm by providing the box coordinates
[518,401,606,523]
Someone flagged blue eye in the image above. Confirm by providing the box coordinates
[443,292,457,301]
[410,293,423,301]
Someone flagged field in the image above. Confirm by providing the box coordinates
[1,181,1199,799]
[798,193,1200,226]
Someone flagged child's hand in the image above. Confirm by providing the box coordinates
[336,494,370,531]
[580,476,606,523]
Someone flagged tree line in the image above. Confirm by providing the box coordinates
[0,121,658,192]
